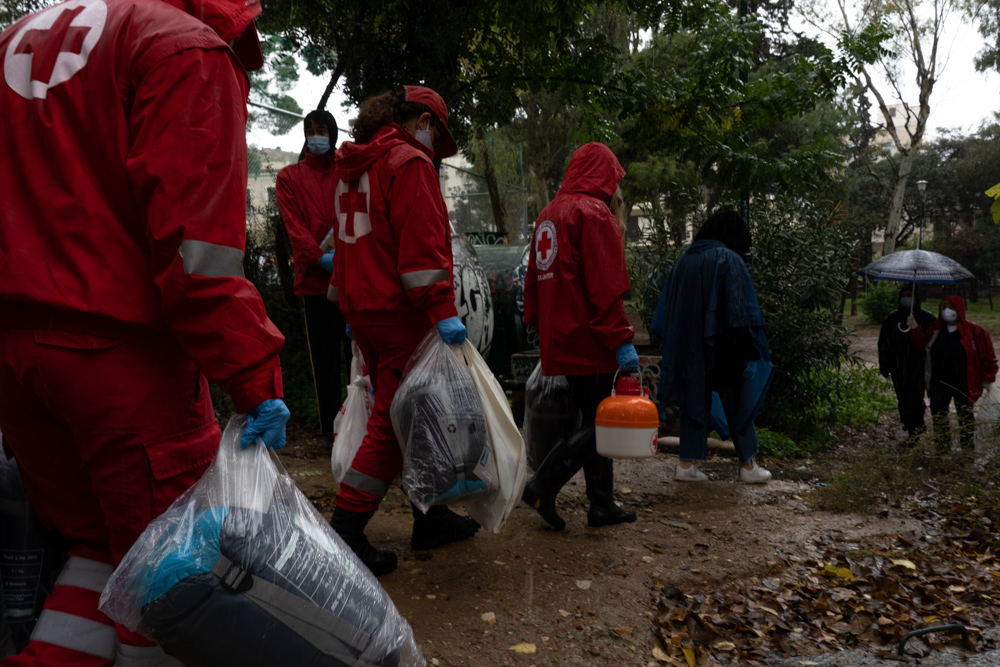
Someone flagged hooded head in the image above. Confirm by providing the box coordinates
[161,0,263,70]
[937,295,967,324]
[304,109,337,155]
[694,209,752,256]
[560,143,626,205]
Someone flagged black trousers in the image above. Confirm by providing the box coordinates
[303,295,345,439]
[891,373,927,436]
[566,373,616,426]
[929,380,974,451]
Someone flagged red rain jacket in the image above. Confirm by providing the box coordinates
[910,295,998,403]
[328,123,457,327]
[524,142,634,376]
[277,152,337,295]
[0,0,283,412]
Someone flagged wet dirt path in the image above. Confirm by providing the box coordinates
[280,437,921,667]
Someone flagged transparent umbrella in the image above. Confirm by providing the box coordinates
[859,249,976,332]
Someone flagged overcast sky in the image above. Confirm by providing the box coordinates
[248,14,1000,154]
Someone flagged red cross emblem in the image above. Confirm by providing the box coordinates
[4,0,107,100]
[534,219,558,271]
[334,172,372,243]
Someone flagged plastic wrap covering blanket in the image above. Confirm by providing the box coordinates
[522,363,578,470]
[99,415,425,667]
[391,332,497,513]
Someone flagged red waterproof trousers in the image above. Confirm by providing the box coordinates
[335,324,432,513]
[0,329,218,667]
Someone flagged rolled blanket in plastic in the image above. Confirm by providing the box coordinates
[99,415,425,667]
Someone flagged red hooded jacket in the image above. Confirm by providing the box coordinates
[328,123,457,327]
[910,295,998,403]
[524,142,634,376]
[0,0,283,412]
[277,151,337,295]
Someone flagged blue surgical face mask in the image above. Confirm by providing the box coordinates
[306,136,330,155]
[899,297,913,309]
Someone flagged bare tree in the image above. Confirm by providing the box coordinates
[801,0,957,255]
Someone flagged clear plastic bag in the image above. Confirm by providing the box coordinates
[99,415,425,667]
[391,331,497,514]
[457,339,528,533]
[522,362,577,470]
[332,343,375,483]
[976,382,1000,446]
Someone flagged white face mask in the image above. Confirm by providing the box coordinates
[942,308,958,324]
[899,297,913,309]
[414,128,434,152]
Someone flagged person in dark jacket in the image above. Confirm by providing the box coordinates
[878,286,935,439]
[658,210,772,483]
[276,110,344,452]
[520,142,639,531]
[909,295,998,452]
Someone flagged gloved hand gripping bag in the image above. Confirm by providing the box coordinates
[522,363,578,470]
[98,415,425,667]
[390,331,497,514]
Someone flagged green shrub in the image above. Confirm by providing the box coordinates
[859,281,901,325]
[756,427,799,458]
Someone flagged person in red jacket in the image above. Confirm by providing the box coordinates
[520,142,639,531]
[909,295,998,452]
[0,1,287,665]
[327,86,478,576]
[277,110,344,451]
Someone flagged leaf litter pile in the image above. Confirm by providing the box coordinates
[651,492,1000,665]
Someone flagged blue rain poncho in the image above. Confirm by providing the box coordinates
[652,240,772,433]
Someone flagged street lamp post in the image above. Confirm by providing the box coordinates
[916,179,928,249]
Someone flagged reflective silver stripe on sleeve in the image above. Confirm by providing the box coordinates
[342,469,390,497]
[31,610,118,660]
[117,643,186,667]
[178,240,245,278]
[55,557,113,594]
[327,285,339,302]
[399,269,449,290]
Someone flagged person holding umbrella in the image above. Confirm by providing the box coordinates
[878,287,935,441]
[908,296,997,452]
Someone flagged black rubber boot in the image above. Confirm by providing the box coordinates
[521,426,597,531]
[584,455,637,527]
[329,507,397,576]
[410,504,480,551]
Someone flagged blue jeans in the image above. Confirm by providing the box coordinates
[679,381,758,464]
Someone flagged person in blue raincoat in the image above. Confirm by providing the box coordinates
[654,210,773,483]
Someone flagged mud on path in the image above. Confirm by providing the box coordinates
[278,431,921,667]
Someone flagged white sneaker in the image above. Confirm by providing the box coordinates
[738,458,772,483]
[674,463,709,482]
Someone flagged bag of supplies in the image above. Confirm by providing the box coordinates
[99,415,425,667]
[391,332,496,513]
[976,382,1000,446]
[522,363,577,470]
[0,450,65,653]
[332,343,375,483]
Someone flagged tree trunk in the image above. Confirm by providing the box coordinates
[850,274,858,316]
[317,60,347,113]
[274,217,299,315]
[476,126,507,236]
[881,148,917,256]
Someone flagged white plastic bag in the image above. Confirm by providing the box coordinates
[391,332,497,514]
[331,342,375,483]
[455,339,527,534]
[522,362,577,470]
[976,382,1000,445]
[99,415,425,667]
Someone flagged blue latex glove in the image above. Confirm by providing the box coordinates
[318,252,334,273]
[436,316,467,345]
[616,343,640,371]
[345,323,353,340]
[240,399,291,449]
